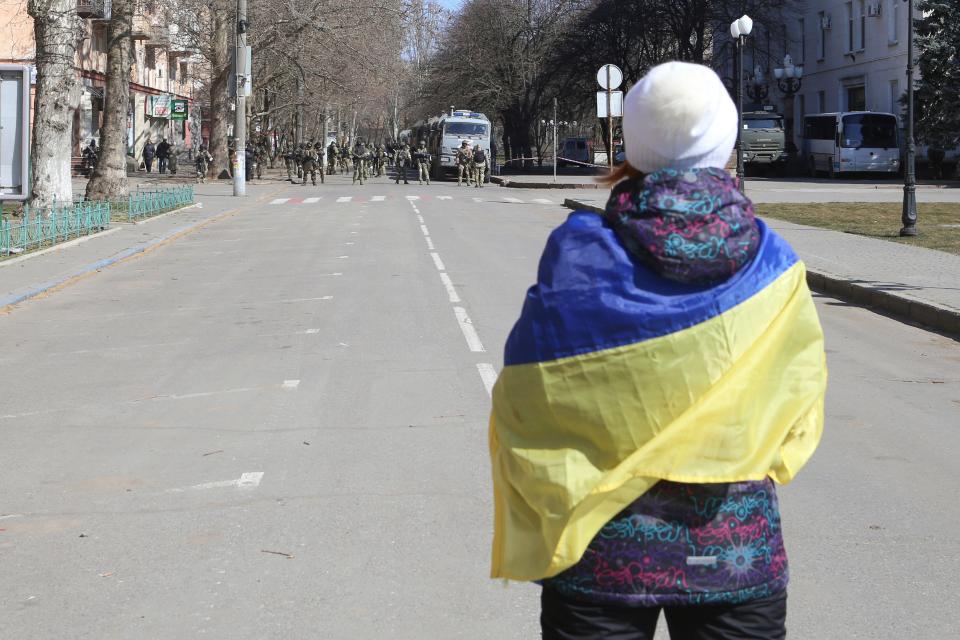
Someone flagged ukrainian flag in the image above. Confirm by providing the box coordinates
[489,212,827,581]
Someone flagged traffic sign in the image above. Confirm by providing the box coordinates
[596,64,623,91]
[597,91,623,118]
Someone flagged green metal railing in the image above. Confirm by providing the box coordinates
[111,185,195,222]
[1,201,112,257]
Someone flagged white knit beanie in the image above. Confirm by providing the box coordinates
[623,61,738,174]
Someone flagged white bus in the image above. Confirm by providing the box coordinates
[802,112,901,178]
[413,109,492,181]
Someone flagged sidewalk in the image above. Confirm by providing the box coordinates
[564,197,960,337]
[1,182,274,310]
[491,174,602,190]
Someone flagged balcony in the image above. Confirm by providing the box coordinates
[131,15,150,40]
[77,0,106,18]
[145,24,170,49]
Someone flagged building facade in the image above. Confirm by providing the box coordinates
[0,0,200,169]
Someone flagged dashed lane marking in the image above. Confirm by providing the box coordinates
[425,237,435,250]
[430,252,446,271]
[453,307,485,353]
[439,272,461,303]
[420,225,430,237]
[476,363,498,397]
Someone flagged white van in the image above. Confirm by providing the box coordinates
[413,110,492,181]
[802,112,901,178]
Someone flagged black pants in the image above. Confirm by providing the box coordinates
[541,587,787,640]
[144,157,153,172]
[158,157,168,174]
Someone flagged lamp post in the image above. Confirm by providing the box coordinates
[900,0,918,236]
[542,98,573,183]
[730,14,754,190]
[774,54,804,166]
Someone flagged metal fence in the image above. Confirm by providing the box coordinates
[1,201,112,257]
[112,185,195,222]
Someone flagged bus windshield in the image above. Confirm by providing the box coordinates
[444,122,489,136]
[842,114,898,149]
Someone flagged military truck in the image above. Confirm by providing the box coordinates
[742,111,788,175]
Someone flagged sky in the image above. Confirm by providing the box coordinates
[436,0,464,9]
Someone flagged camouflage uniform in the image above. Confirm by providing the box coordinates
[254,140,267,179]
[471,145,489,187]
[352,142,370,185]
[300,143,319,186]
[456,141,473,186]
[327,142,339,175]
[315,142,326,184]
[195,146,213,183]
[283,144,297,181]
[394,144,411,184]
[414,141,431,185]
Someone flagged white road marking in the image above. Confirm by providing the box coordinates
[282,379,301,389]
[305,329,321,334]
[406,195,421,200]
[472,197,483,203]
[303,197,321,204]
[345,242,355,245]
[425,236,435,250]
[270,198,290,205]
[437,196,453,200]
[349,231,358,235]
[337,255,349,259]
[166,471,265,493]
[420,225,430,236]
[453,307,486,352]
[533,198,554,204]
[417,215,425,223]
[503,197,524,203]
[371,195,386,202]
[238,472,265,489]
[439,272,461,302]
[430,252,446,271]
[476,363,499,397]
[0,514,24,520]
[337,196,352,203]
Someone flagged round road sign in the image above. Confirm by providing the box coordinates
[597,64,623,90]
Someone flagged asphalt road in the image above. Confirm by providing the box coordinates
[1,173,958,639]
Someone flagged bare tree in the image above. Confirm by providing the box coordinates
[27,0,81,211]
[85,0,134,201]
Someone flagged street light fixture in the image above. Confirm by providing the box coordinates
[730,14,753,190]
[900,0,918,236]
[773,54,804,166]
[746,64,769,104]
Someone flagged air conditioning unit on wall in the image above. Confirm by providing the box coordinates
[821,15,833,30]
[868,3,883,17]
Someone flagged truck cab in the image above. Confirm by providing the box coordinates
[742,111,787,173]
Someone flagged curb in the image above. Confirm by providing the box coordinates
[562,198,960,338]
[0,208,232,312]
[492,176,601,190]
[132,202,201,225]
[0,226,123,268]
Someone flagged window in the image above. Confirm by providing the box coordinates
[846,85,866,111]
[799,18,806,64]
[858,0,866,50]
[818,90,827,112]
[841,113,898,148]
[443,122,489,136]
[804,115,838,140]
[887,0,899,44]
[846,2,854,52]
[744,118,784,130]
[169,59,177,81]
[889,79,900,114]
[145,47,156,69]
[818,12,827,59]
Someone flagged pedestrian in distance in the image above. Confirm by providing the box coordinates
[394,143,411,185]
[195,145,213,183]
[315,142,326,184]
[168,145,179,175]
[456,140,472,186]
[414,140,431,185]
[300,142,319,186]
[489,61,828,640]
[143,139,156,173]
[284,143,297,181]
[81,139,99,177]
[327,140,339,175]
[471,144,488,187]
[156,137,171,174]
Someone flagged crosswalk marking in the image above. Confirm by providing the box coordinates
[405,195,420,200]
[437,196,453,200]
[336,196,352,203]
[532,198,554,204]
[371,195,386,202]
[503,197,524,203]
[472,198,483,203]
[270,198,290,205]
[303,197,321,204]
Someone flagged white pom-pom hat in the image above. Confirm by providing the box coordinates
[623,61,738,174]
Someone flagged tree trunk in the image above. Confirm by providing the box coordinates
[85,0,133,202]
[208,0,231,179]
[27,0,80,212]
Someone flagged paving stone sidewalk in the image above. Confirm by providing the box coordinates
[565,197,960,337]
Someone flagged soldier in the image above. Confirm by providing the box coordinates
[315,141,326,184]
[300,142,319,186]
[254,138,268,179]
[394,142,411,185]
[283,143,297,181]
[414,140,431,185]
[339,143,351,175]
[471,144,489,187]
[456,140,473,186]
[327,140,339,175]
[372,144,386,177]
[195,145,213,183]
[352,140,370,185]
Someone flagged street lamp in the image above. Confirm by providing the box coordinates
[773,54,804,165]
[901,0,918,236]
[543,97,576,183]
[730,14,753,190]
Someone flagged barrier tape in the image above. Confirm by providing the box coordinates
[499,156,612,170]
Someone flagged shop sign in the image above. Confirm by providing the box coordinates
[170,99,188,121]
[148,94,172,118]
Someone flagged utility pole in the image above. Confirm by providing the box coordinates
[233,0,247,197]
[900,0,918,236]
[553,97,558,183]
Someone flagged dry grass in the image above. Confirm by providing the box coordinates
[755,202,960,255]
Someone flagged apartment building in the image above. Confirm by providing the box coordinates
[0,0,200,167]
